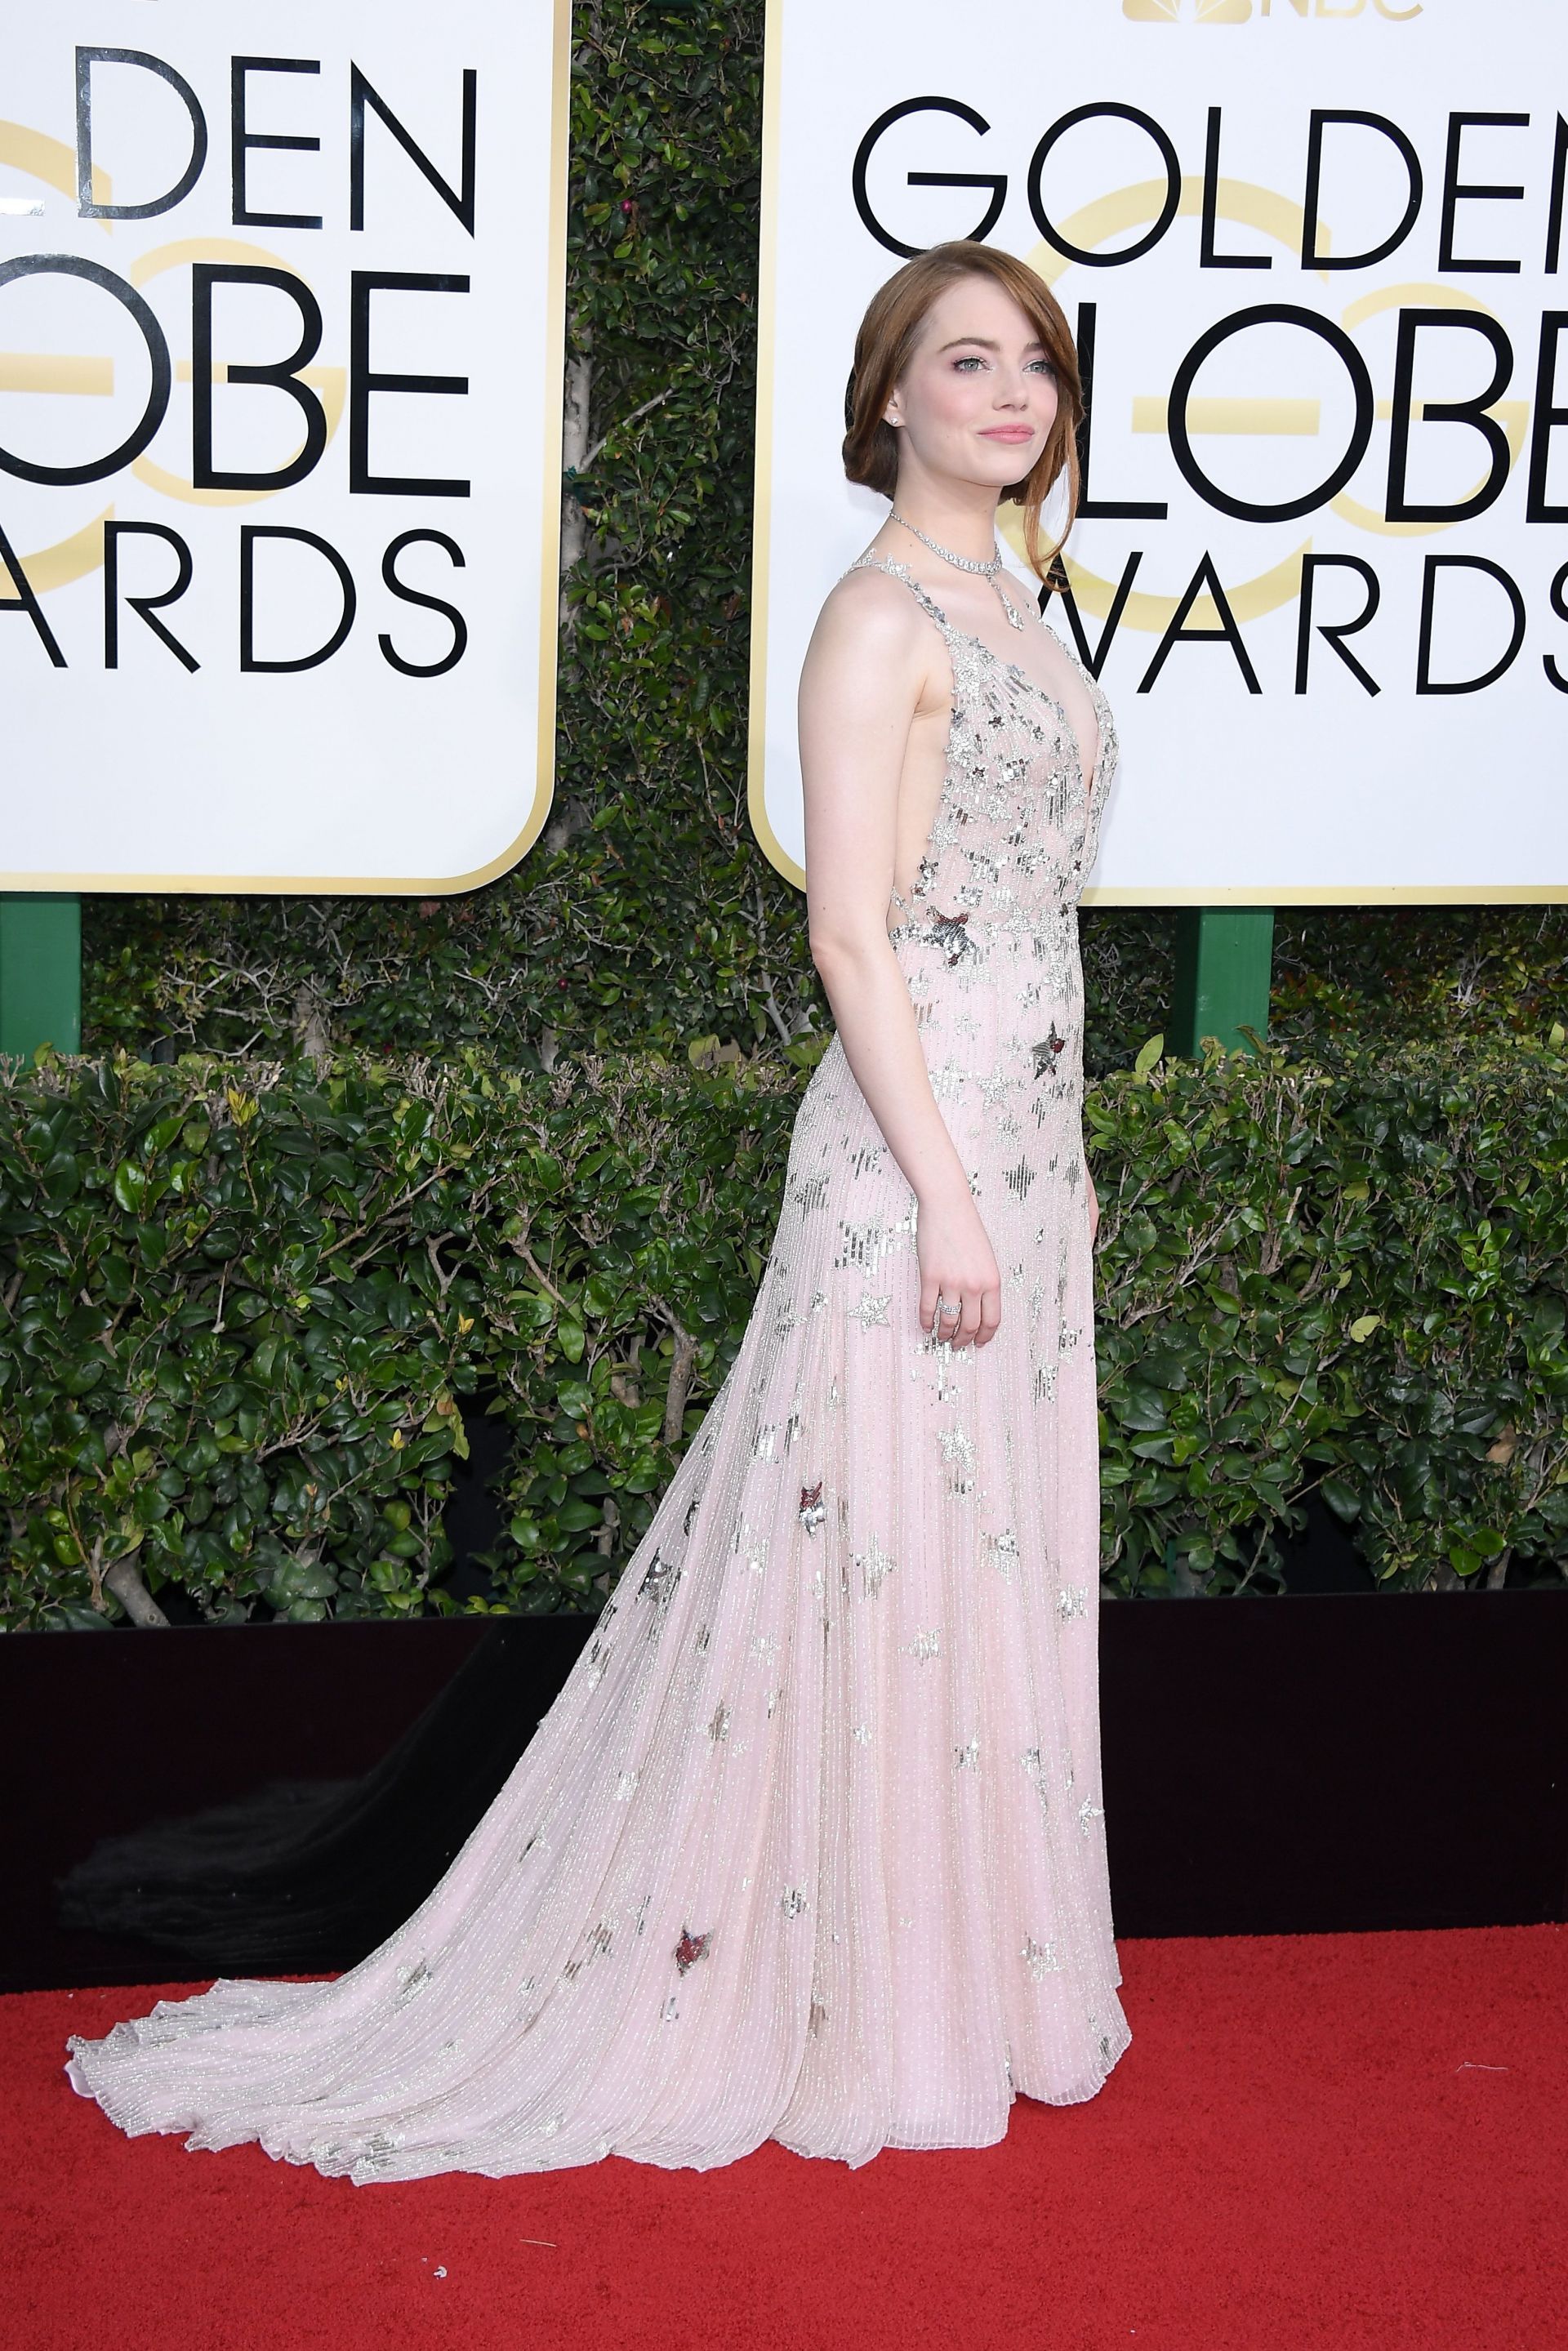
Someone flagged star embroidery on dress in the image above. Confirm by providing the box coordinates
[1031,1026,1067,1078]
[639,1550,679,1610]
[1057,1585,1089,1620]
[902,1628,942,1664]
[1022,1935,1062,1980]
[854,1533,896,1599]
[985,1529,1021,1580]
[798,1481,826,1534]
[850,1291,892,1329]
[674,1926,712,1975]
[1078,1796,1106,1837]
[835,1217,888,1269]
[939,1427,977,1471]
[929,908,975,965]
[955,1737,980,1770]
[781,1888,808,1919]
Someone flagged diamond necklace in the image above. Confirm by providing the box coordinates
[889,508,1027,632]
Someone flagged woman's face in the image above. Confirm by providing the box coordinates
[884,274,1059,493]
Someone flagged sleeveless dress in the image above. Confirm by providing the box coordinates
[65,553,1130,2180]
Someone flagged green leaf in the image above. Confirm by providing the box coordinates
[112,1160,147,1213]
[1320,1477,1362,1523]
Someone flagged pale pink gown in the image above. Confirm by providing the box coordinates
[66,554,1129,2179]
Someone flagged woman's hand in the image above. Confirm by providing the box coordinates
[1087,1165,1100,1249]
[917,1185,1002,1349]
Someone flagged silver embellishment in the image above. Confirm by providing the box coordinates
[888,509,1028,630]
[1031,1027,1067,1078]
[855,1533,896,1599]
[639,1549,679,1610]
[986,1528,1021,1580]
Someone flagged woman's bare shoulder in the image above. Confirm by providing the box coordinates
[805,557,928,670]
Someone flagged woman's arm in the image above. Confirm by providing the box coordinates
[797,572,1001,1349]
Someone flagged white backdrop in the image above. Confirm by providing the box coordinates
[0,1,568,891]
[750,0,1566,904]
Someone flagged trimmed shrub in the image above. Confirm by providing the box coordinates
[4,1035,1563,1630]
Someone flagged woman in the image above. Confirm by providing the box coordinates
[65,240,1129,2179]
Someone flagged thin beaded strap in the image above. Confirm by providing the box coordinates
[844,550,951,635]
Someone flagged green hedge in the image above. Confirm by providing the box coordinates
[5,1035,1564,1631]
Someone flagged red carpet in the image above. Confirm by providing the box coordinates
[6,1927,1564,2351]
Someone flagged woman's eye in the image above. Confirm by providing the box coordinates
[952,355,985,372]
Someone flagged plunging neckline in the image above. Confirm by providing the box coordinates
[847,553,1102,794]
[849,550,1108,928]
[952,623,1102,797]
[884,626,1106,933]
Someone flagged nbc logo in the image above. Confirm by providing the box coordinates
[1123,1,1252,20]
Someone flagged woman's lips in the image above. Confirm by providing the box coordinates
[980,426,1036,443]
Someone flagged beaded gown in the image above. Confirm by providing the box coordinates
[66,553,1130,2180]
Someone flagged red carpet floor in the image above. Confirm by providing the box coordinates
[5,1926,1564,2351]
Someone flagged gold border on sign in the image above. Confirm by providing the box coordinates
[746,0,802,889]
[0,0,573,897]
[744,9,1563,906]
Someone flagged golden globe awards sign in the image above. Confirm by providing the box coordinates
[0,2,569,892]
[750,0,1566,904]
